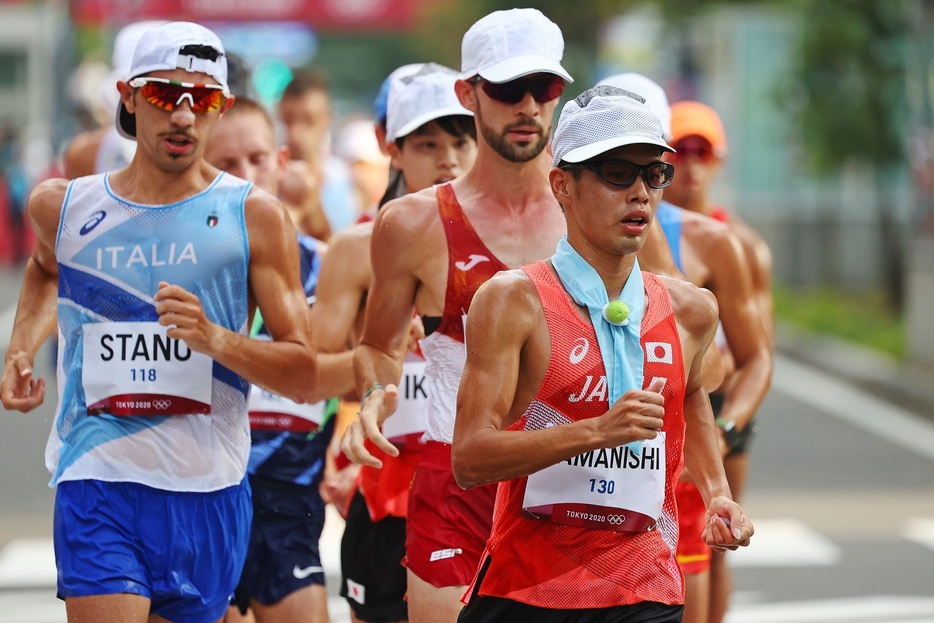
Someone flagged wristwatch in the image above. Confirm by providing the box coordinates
[715,417,743,452]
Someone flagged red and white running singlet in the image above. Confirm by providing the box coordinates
[469,261,687,609]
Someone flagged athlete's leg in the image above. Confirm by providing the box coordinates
[406,570,466,623]
[682,571,710,623]
[223,605,256,623]
[708,451,750,623]
[249,584,329,623]
[65,594,151,623]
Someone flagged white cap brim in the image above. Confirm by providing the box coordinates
[561,135,674,164]
[471,54,572,83]
[389,107,474,144]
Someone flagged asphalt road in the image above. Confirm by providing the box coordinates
[1,265,933,622]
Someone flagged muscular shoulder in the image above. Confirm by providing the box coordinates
[244,187,295,252]
[659,275,718,341]
[472,269,542,332]
[375,187,440,239]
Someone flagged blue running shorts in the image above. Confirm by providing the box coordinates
[54,478,251,623]
[233,475,327,611]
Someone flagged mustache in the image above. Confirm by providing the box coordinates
[503,119,544,135]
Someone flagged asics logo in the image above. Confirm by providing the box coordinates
[569,338,589,364]
[429,548,462,562]
[293,564,324,579]
[79,211,106,235]
[454,254,490,271]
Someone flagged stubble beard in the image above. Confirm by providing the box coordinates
[478,114,549,164]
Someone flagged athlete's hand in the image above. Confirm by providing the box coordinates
[1,352,46,412]
[593,377,666,448]
[321,461,360,518]
[341,384,399,468]
[154,281,219,354]
[702,496,753,551]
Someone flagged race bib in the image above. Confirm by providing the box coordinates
[522,434,666,532]
[82,321,213,416]
[248,384,325,433]
[382,360,429,443]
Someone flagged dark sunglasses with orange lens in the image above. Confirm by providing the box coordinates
[129,77,230,113]
[473,74,566,104]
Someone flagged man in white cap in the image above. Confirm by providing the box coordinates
[0,21,319,623]
[451,85,753,622]
[599,73,772,623]
[313,63,477,623]
[343,8,572,623]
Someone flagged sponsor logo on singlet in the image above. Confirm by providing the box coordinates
[429,547,463,562]
[454,254,490,271]
[569,337,589,365]
[80,210,106,235]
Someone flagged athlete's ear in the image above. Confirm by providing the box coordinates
[455,78,478,113]
[219,95,236,115]
[276,145,290,172]
[387,140,403,171]
[549,166,571,206]
[117,80,136,113]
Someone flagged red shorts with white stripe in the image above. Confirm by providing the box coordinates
[403,441,497,588]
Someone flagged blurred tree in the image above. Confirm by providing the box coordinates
[782,0,911,309]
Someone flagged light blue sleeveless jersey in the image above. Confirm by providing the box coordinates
[49,172,253,492]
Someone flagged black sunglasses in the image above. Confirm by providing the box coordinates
[471,75,566,105]
[560,159,675,190]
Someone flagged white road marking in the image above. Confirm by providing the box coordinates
[726,595,934,622]
[728,519,840,567]
[772,356,934,463]
[904,517,934,552]
[0,538,55,588]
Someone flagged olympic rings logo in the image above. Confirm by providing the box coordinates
[153,399,171,410]
[606,514,626,525]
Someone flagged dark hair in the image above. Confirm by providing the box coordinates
[282,67,330,99]
[378,167,407,209]
[395,114,476,149]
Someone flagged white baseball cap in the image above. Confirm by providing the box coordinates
[386,64,473,143]
[116,21,228,140]
[374,63,425,124]
[551,86,673,168]
[461,8,573,84]
[597,73,672,141]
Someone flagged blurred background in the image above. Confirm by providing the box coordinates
[1,1,933,622]
[2,0,934,364]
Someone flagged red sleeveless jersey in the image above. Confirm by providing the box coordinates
[471,261,687,609]
[435,183,508,342]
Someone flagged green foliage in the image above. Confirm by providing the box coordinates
[782,0,911,174]
[773,285,905,358]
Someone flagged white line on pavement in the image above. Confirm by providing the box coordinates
[772,355,934,463]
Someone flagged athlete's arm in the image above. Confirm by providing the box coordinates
[670,278,753,550]
[452,271,667,489]
[735,219,774,344]
[154,189,319,403]
[704,227,772,434]
[310,225,370,354]
[344,197,423,466]
[1,179,66,412]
